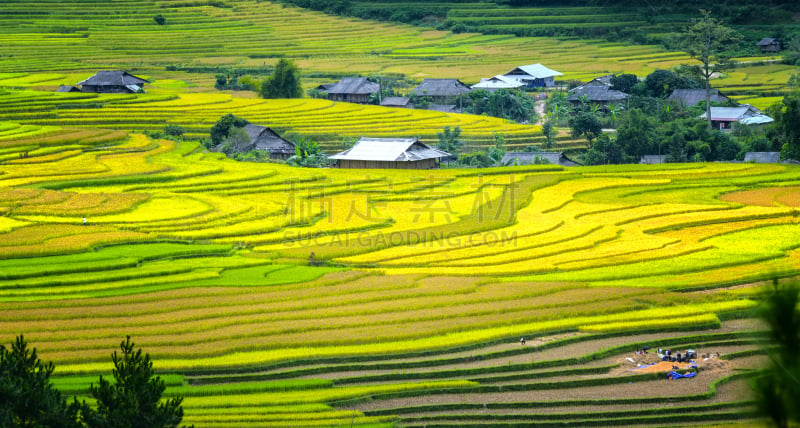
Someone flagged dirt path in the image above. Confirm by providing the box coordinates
[534,100,545,124]
[353,369,747,412]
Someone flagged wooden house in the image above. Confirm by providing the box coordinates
[326,77,379,104]
[329,137,451,169]
[503,64,563,88]
[757,38,781,53]
[410,79,471,104]
[699,105,774,130]
[77,71,148,93]
[234,124,296,160]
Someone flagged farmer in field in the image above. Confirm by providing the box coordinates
[520,337,526,345]
[82,216,87,226]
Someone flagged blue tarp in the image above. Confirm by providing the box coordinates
[667,371,696,379]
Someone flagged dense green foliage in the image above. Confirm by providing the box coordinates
[259,59,303,99]
[437,125,464,155]
[209,113,249,147]
[773,95,800,160]
[466,89,536,123]
[278,0,798,53]
[569,112,602,146]
[286,136,327,167]
[752,281,800,428]
[80,337,187,428]
[0,336,81,428]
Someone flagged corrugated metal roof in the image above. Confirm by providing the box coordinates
[327,77,379,95]
[472,75,525,90]
[329,137,451,162]
[640,155,665,164]
[77,71,148,86]
[505,63,563,79]
[757,38,777,46]
[700,106,773,124]
[740,115,774,125]
[501,152,580,166]
[700,106,752,121]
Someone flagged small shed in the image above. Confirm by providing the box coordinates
[667,89,728,106]
[329,137,451,169]
[640,155,666,165]
[77,71,148,93]
[744,152,780,163]
[757,38,781,53]
[235,124,296,160]
[410,79,471,104]
[428,104,458,113]
[56,85,81,93]
[326,77,379,104]
[380,97,412,108]
[503,63,563,88]
[501,152,580,167]
[471,75,525,92]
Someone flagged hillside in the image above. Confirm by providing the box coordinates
[279,0,800,51]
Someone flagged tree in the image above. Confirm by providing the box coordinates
[81,337,188,428]
[486,132,506,166]
[209,113,249,146]
[219,127,250,157]
[569,112,602,147]
[163,125,184,138]
[437,125,464,155]
[582,134,627,166]
[783,37,800,66]
[1,335,81,428]
[458,151,494,168]
[610,74,638,93]
[773,95,800,161]
[751,280,800,428]
[153,14,166,25]
[541,120,556,149]
[678,10,740,127]
[664,123,688,163]
[259,59,303,99]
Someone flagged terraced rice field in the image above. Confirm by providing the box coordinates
[0,1,795,426]
[0,89,546,151]
[0,121,789,426]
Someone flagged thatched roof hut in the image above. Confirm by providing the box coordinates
[236,125,296,160]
